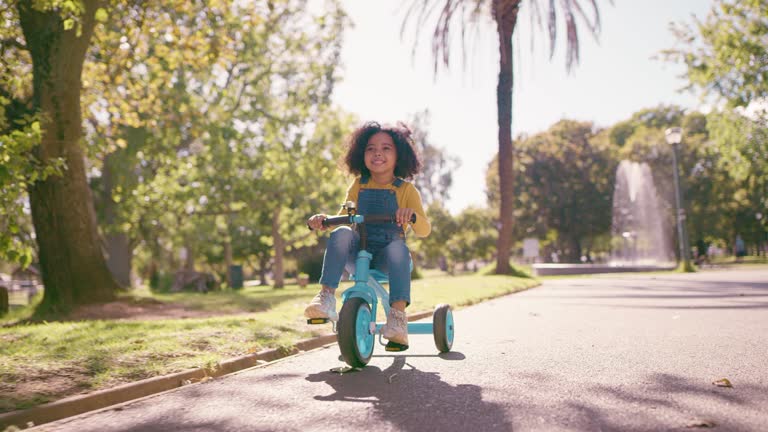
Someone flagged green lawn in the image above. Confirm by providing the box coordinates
[0,273,538,413]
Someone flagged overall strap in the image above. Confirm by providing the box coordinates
[392,178,404,187]
[360,176,369,185]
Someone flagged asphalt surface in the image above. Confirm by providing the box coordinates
[37,268,768,432]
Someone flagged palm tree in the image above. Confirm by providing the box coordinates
[403,0,609,274]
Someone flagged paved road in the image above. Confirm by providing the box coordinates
[39,268,768,431]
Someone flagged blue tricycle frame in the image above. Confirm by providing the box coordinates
[310,209,455,368]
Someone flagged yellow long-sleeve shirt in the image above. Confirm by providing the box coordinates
[337,177,431,238]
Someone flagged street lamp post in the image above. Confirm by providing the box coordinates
[665,127,692,270]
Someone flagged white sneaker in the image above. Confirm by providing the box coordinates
[304,289,338,321]
[381,308,408,346]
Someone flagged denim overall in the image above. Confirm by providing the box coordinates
[358,176,405,250]
[318,176,412,305]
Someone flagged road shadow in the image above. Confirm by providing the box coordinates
[305,354,513,431]
[502,371,768,432]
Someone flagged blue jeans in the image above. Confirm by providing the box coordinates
[319,226,411,306]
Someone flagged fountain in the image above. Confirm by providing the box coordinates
[532,160,675,276]
[610,161,674,266]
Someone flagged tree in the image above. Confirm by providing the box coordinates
[402,0,609,273]
[487,120,616,262]
[411,202,458,270]
[407,110,460,207]
[663,0,768,108]
[664,0,768,255]
[3,1,122,313]
[82,1,226,288]
[706,109,768,255]
[609,106,743,261]
[76,0,349,290]
[446,206,497,269]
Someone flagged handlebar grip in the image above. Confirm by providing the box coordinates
[308,215,350,231]
[321,215,352,227]
[363,214,417,224]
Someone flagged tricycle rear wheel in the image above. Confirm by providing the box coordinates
[433,303,454,352]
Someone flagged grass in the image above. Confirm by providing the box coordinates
[0,272,538,413]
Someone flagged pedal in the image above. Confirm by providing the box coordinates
[385,341,409,352]
[306,318,330,325]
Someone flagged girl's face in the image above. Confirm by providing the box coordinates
[364,132,397,178]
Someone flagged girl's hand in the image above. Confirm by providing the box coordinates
[395,208,415,227]
[307,214,328,231]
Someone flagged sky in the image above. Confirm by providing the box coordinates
[332,0,715,214]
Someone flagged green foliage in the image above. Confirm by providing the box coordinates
[411,202,457,268]
[410,265,423,280]
[411,203,496,271]
[705,108,768,245]
[74,0,351,285]
[409,110,460,207]
[297,251,324,282]
[148,271,175,293]
[487,120,617,262]
[663,0,768,107]
[0,114,64,266]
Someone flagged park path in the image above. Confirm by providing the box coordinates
[37,268,768,432]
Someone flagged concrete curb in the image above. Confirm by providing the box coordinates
[0,309,436,430]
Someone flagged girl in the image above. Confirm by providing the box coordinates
[304,121,431,351]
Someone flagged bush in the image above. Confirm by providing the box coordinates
[298,252,324,282]
[149,271,175,293]
[410,266,423,280]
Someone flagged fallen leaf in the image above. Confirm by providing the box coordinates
[686,419,716,428]
[330,366,359,374]
[712,378,733,388]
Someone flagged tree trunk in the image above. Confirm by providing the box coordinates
[105,232,132,287]
[224,211,235,287]
[224,237,233,287]
[569,237,582,263]
[101,151,132,288]
[19,0,119,314]
[271,207,285,288]
[493,1,520,274]
[183,238,195,271]
[259,255,269,286]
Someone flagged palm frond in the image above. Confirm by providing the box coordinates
[401,0,489,75]
[401,0,610,74]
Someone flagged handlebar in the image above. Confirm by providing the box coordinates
[309,213,417,230]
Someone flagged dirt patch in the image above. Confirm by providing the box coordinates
[67,299,217,321]
[0,365,92,413]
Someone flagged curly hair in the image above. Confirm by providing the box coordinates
[343,121,422,179]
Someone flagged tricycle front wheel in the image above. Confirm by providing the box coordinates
[338,297,375,367]
[433,303,454,352]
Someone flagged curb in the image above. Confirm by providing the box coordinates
[0,309,435,430]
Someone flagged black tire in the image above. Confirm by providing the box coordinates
[337,297,375,367]
[433,303,454,353]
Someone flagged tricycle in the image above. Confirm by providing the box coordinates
[308,202,454,368]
